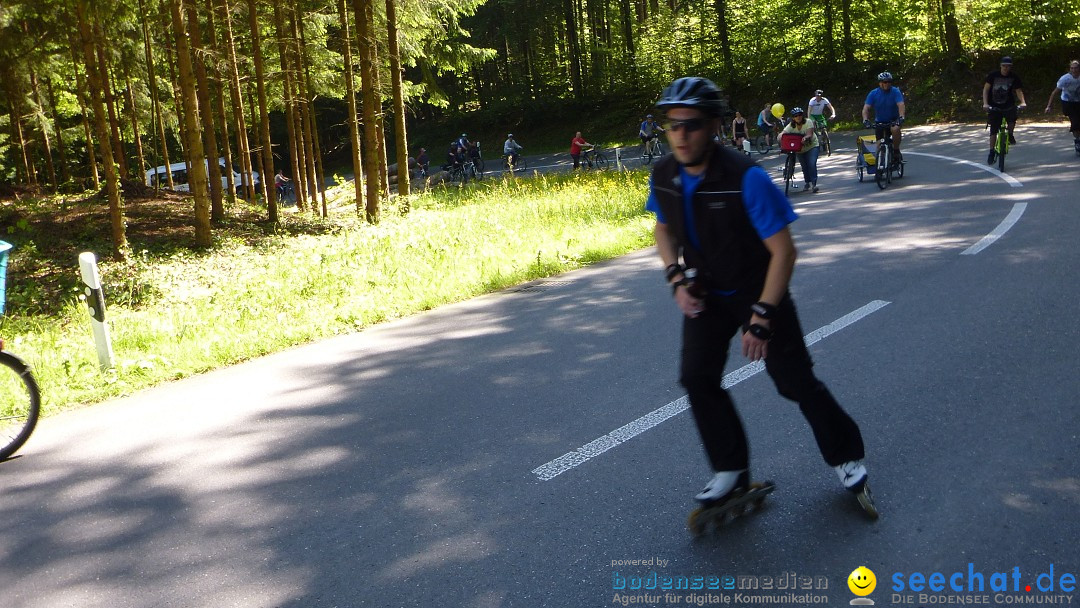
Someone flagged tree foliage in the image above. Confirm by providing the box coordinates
[0,0,1078,247]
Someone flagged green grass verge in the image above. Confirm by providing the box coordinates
[1,169,653,415]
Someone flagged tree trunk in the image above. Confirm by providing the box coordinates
[205,0,236,203]
[823,0,835,65]
[619,0,635,67]
[169,0,213,246]
[712,0,733,87]
[70,44,100,189]
[27,61,58,189]
[248,0,278,220]
[385,0,409,199]
[353,0,381,223]
[941,0,963,59]
[138,0,171,191]
[336,0,365,214]
[184,0,224,221]
[291,8,319,212]
[220,0,255,201]
[77,0,128,256]
[273,0,306,210]
[564,0,583,99]
[123,68,147,184]
[296,19,327,214]
[44,76,69,184]
[93,17,129,179]
[1,64,37,187]
[840,0,854,63]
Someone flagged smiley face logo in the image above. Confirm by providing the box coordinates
[848,566,877,596]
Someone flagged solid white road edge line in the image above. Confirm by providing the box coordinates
[961,202,1028,255]
[904,151,1023,188]
[531,300,892,481]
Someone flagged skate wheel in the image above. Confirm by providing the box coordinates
[857,484,880,520]
[688,508,706,536]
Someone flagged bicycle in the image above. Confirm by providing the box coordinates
[870,121,905,190]
[447,162,468,184]
[503,154,527,173]
[641,137,664,164]
[813,116,833,156]
[0,241,41,462]
[464,159,484,181]
[276,182,294,204]
[754,119,785,154]
[469,142,484,173]
[988,106,1022,173]
[583,146,609,169]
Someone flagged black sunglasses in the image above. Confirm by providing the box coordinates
[663,118,708,133]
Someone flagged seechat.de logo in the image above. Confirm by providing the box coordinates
[848,566,877,606]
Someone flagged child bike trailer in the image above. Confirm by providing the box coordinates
[856,135,878,181]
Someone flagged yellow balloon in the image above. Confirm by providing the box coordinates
[771,103,785,118]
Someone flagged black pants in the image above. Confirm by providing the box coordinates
[679,292,865,472]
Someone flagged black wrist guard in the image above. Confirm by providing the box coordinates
[671,277,690,296]
[665,263,684,282]
[750,301,777,320]
[748,323,773,340]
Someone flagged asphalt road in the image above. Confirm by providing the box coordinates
[2,123,1078,608]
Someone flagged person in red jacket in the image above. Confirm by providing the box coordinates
[570,132,593,169]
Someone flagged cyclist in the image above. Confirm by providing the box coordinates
[983,56,1028,165]
[445,141,465,172]
[274,169,291,200]
[456,133,471,151]
[570,131,594,169]
[781,107,820,193]
[1044,59,1080,155]
[503,133,523,168]
[416,148,429,177]
[862,71,906,161]
[639,114,665,150]
[756,103,777,146]
[807,89,837,131]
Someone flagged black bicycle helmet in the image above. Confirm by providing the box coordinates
[655,77,724,117]
[877,71,894,82]
[791,107,805,116]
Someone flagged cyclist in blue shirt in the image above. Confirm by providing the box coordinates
[646,76,876,516]
[639,114,665,147]
[862,71,906,160]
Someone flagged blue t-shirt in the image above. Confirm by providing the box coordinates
[645,165,797,251]
[865,87,904,122]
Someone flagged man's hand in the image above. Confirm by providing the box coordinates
[863,119,872,129]
[673,285,705,318]
[741,321,769,361]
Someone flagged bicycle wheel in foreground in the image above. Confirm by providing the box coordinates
[876,146,890,190]
[0,351,40,461]
[593,153,609,169]
[754,135,770,155]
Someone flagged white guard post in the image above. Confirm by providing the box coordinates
[78,252,115,369]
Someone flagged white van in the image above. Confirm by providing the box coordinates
[145,158,259,194]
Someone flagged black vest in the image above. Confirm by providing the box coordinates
[652,144,771,295]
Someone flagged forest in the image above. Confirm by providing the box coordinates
[1,0,1078,255]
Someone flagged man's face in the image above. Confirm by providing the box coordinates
[664,108,713,168]
[1071,62,1080,75]
[1000,63,1012,75]
[879,80,892,90]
